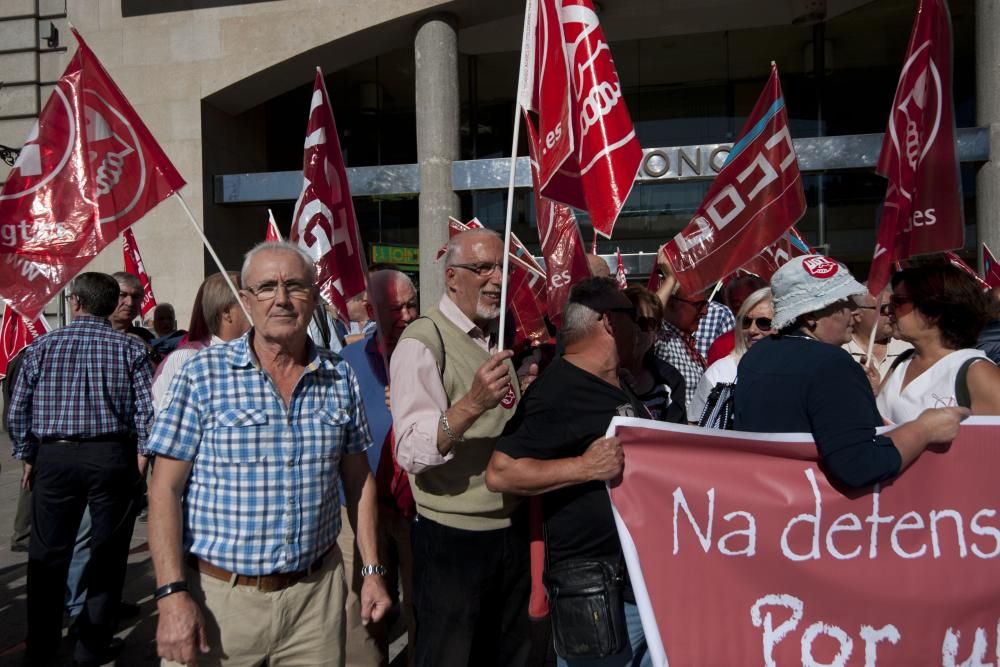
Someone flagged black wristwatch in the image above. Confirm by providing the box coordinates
[154,580,189,601]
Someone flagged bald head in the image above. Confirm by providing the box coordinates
[587,254,611,278]
[443,229,504,326]
[368,269,418,351]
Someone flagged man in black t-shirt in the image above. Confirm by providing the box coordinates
[486,278,650,666]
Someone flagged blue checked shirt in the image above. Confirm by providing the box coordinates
[9,315,154,460]
[693,301,736,359]
[146,333,373,575]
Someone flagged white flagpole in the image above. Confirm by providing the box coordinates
[865,290,884,371]
[497,0,535,350]
[172,193,251,320]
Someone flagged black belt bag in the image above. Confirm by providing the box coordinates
[543,558,629,660]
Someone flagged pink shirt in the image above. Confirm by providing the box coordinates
[390,296,497,474]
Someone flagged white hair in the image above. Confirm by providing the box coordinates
[560,302,601,347]
[241,241,317,287]
[734,287,773,358]
[442,228,502,267]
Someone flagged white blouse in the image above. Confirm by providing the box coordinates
[689,354,738,423]
[876,348,990,424]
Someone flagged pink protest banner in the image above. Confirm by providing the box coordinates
[607,417,1000,666]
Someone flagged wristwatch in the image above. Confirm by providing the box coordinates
[360,563,387,577]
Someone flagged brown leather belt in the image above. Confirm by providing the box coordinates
[188,546,336,593]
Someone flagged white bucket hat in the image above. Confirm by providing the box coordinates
[771,255,867,330]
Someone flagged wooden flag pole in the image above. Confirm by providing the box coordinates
[865,291,884,374]
[173,194,252,321]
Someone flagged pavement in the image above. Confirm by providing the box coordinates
[0,432,407,666]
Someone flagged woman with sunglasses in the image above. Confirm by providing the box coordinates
[876,264,1000,423]
[622,286,688,423]
[734,256,968,489]
[688,287,773,424]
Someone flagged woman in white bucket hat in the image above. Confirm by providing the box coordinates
[733,255,968,488]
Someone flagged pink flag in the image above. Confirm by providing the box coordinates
[983,244,1000,289]
[519,0,642,238]
[867,0,963,295]
[121,228,157,318]
[740,225,814,282]
[614,248,627,289]
[0,29,185,320]
[662,63,806,296]
[0,303,50,378]
[290,69,367,321]
[266,209,283,242]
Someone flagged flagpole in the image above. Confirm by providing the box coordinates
[172,194,252,320]
[865,291,884,375]
[497,0,534,349]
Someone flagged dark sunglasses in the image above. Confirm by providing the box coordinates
[741,317,773,331]
[879,295,914,316]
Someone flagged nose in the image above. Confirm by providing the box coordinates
[401,306,417,324]
[272,282,293,305]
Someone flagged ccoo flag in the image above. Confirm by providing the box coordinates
[740,225,813,282]
[662,63,806,296]
[518,0,642,238]
[121,228,157,318]
[867,0,963,295]
[290,69,367,321]
[0,29,185,320]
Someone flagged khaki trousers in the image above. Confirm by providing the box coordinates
[163,547,346,667]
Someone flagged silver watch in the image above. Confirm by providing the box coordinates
[360,563,387,577]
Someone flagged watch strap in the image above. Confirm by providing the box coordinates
[154,580,189,601]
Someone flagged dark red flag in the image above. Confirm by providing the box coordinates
[0,303,50,378]
[984,244,1000,289]
[740,225,814,282]
[867,0,963,295]
[121,228,157,318]
[662,64,806,296]
[519,0,642,238]
[290,69,367,321]
[0,29,185,320]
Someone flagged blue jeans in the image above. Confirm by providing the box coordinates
[556,601,650,667]
[65,506,92,618]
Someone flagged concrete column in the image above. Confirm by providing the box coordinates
[414,14,460,308]
[976,0,1000,266]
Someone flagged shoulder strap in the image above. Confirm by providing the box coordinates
[955,357,983,409]
[888,347,916,373]
[312,307,331,348]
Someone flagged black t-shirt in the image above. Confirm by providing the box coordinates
[497,357,646,566]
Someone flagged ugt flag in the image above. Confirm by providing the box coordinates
[121,228,157,318]
[662,63,806,296]
[983,244,1000,289]
[290,69,367,321]
[0,29,185,320]
[518,0,642,238]
[0,303,50,378]
[867,0,963,295]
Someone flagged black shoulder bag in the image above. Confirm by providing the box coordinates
[698,381,736,429]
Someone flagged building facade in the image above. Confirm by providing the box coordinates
[1,0,998,324]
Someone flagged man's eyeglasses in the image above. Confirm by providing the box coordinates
[879,295,914,316]
[243,280,313,301]
[742,317,773,331]
[449,262,503,276]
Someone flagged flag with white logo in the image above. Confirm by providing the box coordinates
[121,228,157,318]
[290,69,366,320]
[662,63,806,296]
[519,0,642,238]
[867,0,963,295]
[0,29,185,320]
[740,225,813,282]
[0,302,50,378]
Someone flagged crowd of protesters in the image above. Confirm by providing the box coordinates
[5,233,1000,667]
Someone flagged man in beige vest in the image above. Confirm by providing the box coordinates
[390,229,532,667]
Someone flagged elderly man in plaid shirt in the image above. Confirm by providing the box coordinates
[147,242,390,666]
[9,271,153,666]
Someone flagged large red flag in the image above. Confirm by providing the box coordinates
[519,0,642,238]
[867,0,963,295]
[662,63,806,296]
[0,29,185,320]
[0,303,50,378]
[524,115,591,327]
[121,228,157,318]
[982,244,1000,289]
[290,69,367,321]
[740,225,814,282]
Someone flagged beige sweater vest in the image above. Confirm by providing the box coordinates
[399,307,521,531]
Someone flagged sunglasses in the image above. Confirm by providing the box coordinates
[879,295,914,316]
[742,317,773,331]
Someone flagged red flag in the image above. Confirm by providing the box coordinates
[614,248,627,289]
[941,251,990,291]
[867,0,963,295]
[982,244,1000,289]
[525,116,591,327]
[740,225,814,282]
[0,303,50,378]
[121,228,157,318]
[519,0,642,238]
[290,69,367,321]
[662,64,805,296]
[0,29,185,320]
[265,209,283,242]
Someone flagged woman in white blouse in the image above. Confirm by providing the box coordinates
[689,287,773,423]
[877,264,1000,423]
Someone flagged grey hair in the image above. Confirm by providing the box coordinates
[241,241,317,287]
[734,287,773,358]
[111,271,142,291]
[560,302,601,347]
[442,228,502,267]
